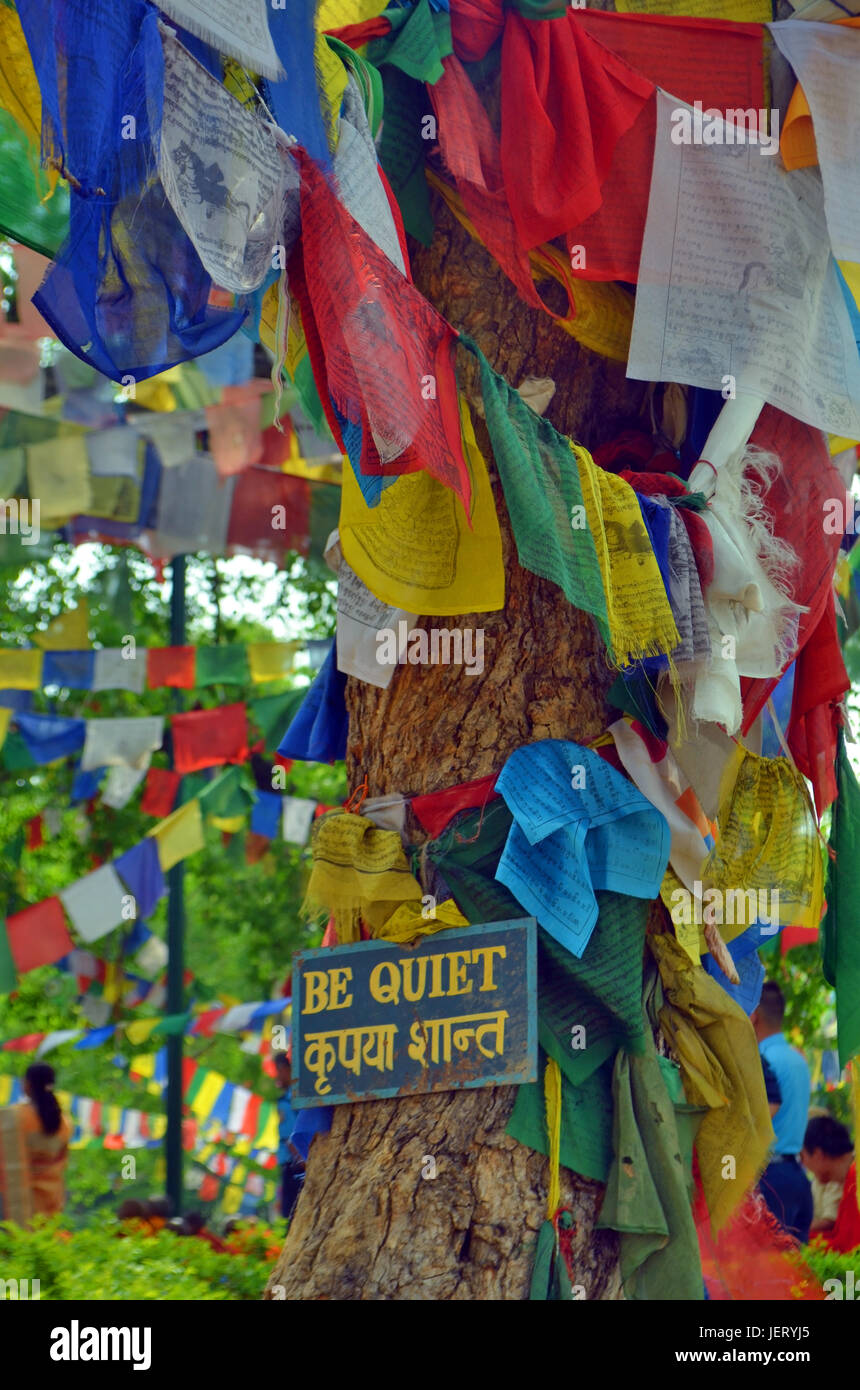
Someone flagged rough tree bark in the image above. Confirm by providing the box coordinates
[267,136,654,1300]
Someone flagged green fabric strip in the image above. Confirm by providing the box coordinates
[0,110,69,259]
[462,336,609,642]
[194,644,250,687]
[197,764,254,819]
[820,733,860,1067]
[423,799,523,923]
[596,1041,704,1301]
[538,891,649,1088]
[507,1044,614,1183]
[0,919,17,995]
[368,0,452,85]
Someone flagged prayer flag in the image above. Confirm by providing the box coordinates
[171,704,248,773]
[6,897,75,974]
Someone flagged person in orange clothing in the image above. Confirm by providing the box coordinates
[802,1116,860,1255]
[0,1063,72,1225]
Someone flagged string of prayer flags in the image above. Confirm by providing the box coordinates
[171,705,248,775]
[649,932,773,1234]
[302,811,423,942]
[702,744,824,937]
[494,740,670,959]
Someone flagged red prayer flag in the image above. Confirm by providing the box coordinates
[140,767,181,818]
[411,773,499,839]
[171,704,248,774]
[2,1033,45,1052]
[291,148,472,512]
[147,646,196,689]
[26,815,43,851]
[226,467,310,562]
[242,1094,261,1139]
[6,897,75,974]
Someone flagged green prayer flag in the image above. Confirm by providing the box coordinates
[507,1046,615,1183]
[368,0,452,85]
[820,734,860,1067]
[375,66,435,246]
[424,800,523,923]
[596,1042,703,1301]
[179,772,209,806]
[463,337,609,640]
[0,109,69,259]
[0,919,17,995]
[198,764,254,819]
[538,891,649,1088]
[153,1011,192,1036]
[1,729,36,772]
[249,688,306,753]
[194,644,250,686]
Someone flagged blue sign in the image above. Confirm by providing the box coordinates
[292,918,537,1107]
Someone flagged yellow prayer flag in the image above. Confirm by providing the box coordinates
[838,260,860,321]
[615,0,769,17]
[0,1075,12,1104]
[131,1053,155,1078]
[27,437,92,525]
[339,396,505,616]
[247,642,298,683]
[659,867,701,964]
[190,1070,227,1120]
[151,1114,167,1139]
[132,375,176,413]
[258,1109,279,1151]
[781,84,817,171]
[149,798,205,872]
[375,897,470,943]
[230,1165,247,1187]
[317,0,388,28]
[0,5,50,150]
[106,1105,123,1135]
[221,1184,243,1214]
[830,436,860,455]
[314,32,348,148]
[125,1018,161,1047]
[103,962,122,1005]
[0,706,11,750]
[210,815,246,833]
[33,601,90,651]
[0,648,43,690]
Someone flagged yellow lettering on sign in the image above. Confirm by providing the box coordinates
[471,945,507,992]
[303,970,332,1015]
[428,954,446,999]
[401,955,429,1002]
[328,967,353,1010]
[369,961,401,1005]
[446,950,473,997]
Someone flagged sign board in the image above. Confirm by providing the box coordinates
[292,918,537,1107]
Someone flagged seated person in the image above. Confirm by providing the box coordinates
[802,1115,860,1254]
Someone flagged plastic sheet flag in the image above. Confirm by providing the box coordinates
[92,648,146,695]
[159,28,295,296]
[60,864,128,944]
[6,898,75,974]
[81,716,164,771]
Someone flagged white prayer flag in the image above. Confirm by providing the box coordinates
[282,796,317,845]
[92,648,146,695]
[60,863,127,942]
[81,716,164,771]
[101,764,149,810]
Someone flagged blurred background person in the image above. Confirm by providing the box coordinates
[0,1063,71,1225]
[802,1114,860,1254]
[751,983,812,1242]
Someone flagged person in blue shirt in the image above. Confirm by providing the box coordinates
[751,981,813,1243]
[273,1052,305,1220]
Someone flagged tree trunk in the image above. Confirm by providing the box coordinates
[268,160,652,1299]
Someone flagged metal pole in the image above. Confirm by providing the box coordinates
[165,554,186,1214]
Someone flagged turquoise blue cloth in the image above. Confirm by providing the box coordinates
[759,1032,811,1155]
[495,740,670,958]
